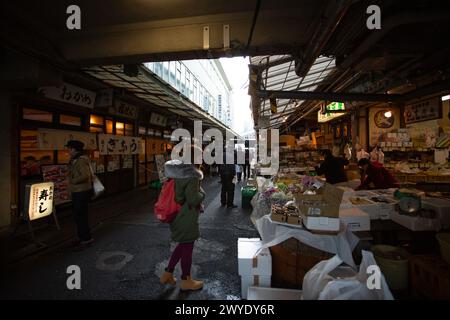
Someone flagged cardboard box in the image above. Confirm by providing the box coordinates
[339,207,371,231]
[238,238,272,299]
[295,183,344,218]
[247,286,302,300]
[241,276,271,299]
[238,238,272,276]
[271,212,287,223]
[422,198,450,228]
[287,215,302,225]
[390,211,441,231]
[302,215,340,232]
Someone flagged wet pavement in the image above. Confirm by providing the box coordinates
[0,176,259,300]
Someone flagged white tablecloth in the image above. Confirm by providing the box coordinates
[255,215,359,268]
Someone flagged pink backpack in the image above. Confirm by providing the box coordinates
[154,179,182,223]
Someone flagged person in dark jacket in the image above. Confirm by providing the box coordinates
[315,149,349,184]
[219,152,237,208]
[159,150,205,291]
[243,148,251,179]
[66,140,94,250]
[356,158,399,190]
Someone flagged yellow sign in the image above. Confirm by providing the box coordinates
[318,111,346,123]
[28,182,54,221]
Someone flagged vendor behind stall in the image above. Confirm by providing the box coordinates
[357,158,399,190]
[315,149,349,184]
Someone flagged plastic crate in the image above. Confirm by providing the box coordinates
[409,255,450,299]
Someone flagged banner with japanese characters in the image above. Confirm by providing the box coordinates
[27,182,54,221]
[38,129,98,150]
[98,134,141,155]
[37,82,96,109]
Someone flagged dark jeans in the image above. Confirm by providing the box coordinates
[72,190,92,241]
[243,164,251,178]
[220,175,235,206]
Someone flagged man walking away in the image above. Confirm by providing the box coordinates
[219,154,237,208]
[243,147,251,179]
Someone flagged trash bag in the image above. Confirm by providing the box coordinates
[303,251,394,300]
[319,251,394,300]
[302,255,343,300]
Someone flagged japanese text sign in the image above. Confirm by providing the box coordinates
[28,182,54,221]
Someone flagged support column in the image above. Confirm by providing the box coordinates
[0,90,12,229]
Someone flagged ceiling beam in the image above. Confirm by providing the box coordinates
[256,90,402,102]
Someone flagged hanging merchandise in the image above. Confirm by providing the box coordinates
[344,143,352,160]
[370,147,385,164]
[357,149,370,161]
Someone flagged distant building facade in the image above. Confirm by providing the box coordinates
[145,60,233,127]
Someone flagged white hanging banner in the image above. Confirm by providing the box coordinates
[37,82,96,109]
[98,134,141,155]
[38,129,97,150]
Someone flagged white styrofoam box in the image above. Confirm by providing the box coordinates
[422,198,450,228]
[340,207,371,231]
[378,202,396,220]
[238,238,272,276]
[391,211,441,231]
[303,216,340,232]
[343,190,377,200]
[247,286,302,300]
[241,276,271,299]
[339,199,354,210]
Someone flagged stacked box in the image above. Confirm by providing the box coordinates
[295,183,344,232]
[238,238,272,299]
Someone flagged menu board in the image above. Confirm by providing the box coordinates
[154,154,166,182]
[41,165,71,205]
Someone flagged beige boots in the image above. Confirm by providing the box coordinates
[160,271,176,286]
[160,272,203,291]
[180,276,204,291]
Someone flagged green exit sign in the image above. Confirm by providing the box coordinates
[326,102,345,111]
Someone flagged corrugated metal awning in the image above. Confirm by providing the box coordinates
[250,55,336,128]
[84,65,239,137]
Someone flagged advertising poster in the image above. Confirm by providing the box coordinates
[41,165,71,205]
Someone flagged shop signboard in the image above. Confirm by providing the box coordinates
[37,82,96,109]
[25,182,55,221]
[404,97,442,124]
[41,165,71,205]
[150,112,167,127]
[318,111,346,123]
[38,129,97,150]
[154,154,166,182]
[109,100,138,119]
[98,134,141,155]
[95,89,114,108]
[325,102,345,112]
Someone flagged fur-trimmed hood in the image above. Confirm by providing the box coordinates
[164,159,203,180]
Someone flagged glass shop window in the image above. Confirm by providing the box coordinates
[23,108,53,123]
[116,122,124,136]
[106,120,114,134]
[60,114,82,127]
[125,123,134,136]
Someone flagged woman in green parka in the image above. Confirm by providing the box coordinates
[159,156,205,291]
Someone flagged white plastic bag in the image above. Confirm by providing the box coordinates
[302,255,343,300]
[89,162,105,199]
[318,251,394,300]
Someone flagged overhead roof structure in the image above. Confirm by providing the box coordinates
[250,55,336,128]
[84,64,239,137]
[249,0,450,131]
